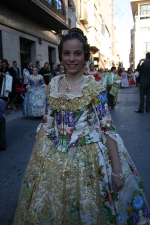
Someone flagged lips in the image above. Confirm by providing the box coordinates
[67,64,77,69]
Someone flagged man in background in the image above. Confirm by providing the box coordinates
[135,52,150,113]
[0,99,6,150]
[9,61,20,113]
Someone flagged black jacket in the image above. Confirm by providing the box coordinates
[137,60,150,86]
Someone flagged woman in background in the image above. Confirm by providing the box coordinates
[121,68,130,88]
[23,61,30,88]
[39,62,51,85]
[23,67,46,117]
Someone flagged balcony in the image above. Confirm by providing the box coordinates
[0,0,69,30]
[80,9,88,25]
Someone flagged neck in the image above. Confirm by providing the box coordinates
[65,72,83,82]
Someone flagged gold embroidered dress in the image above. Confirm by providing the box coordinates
[13,75,150,225]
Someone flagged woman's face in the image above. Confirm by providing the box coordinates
[32,68,38,75]
[61,39,84,76]
[89,64,95,71]
[2,62,7,69]
[45,63,49,69]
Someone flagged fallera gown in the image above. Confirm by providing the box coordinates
[13,75,150,225]
[23,74,46,117]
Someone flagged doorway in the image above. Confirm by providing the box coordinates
[20,37,34,72]
[48,46,56,69]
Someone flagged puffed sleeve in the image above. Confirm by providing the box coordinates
[92,91,117,139]
[37,84,54,133]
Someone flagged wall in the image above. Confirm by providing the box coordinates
[0,5,60,72]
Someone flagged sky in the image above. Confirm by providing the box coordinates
[114,0,134,68]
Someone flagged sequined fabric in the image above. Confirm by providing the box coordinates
[13,76,150,225]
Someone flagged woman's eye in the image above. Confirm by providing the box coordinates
[63,52,69,56]
[75,52,82,56]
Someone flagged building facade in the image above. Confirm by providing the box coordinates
[0,0,119,73]
[0,0,71,73]
[130,0,150,68]
[72,0,119,70]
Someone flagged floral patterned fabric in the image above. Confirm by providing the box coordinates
[13,75,150,225]
[23,75,46,117]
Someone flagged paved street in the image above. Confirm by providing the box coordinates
[0,86,150,225]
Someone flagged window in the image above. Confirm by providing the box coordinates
[140,27,150,31]
[143,42,150,55]
[140,4,150,15]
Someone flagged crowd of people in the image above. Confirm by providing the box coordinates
[0,57,141,117]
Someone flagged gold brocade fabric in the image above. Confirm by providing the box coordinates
[13,76,150,225]
[13,136,106,225]
[46,75,105,111]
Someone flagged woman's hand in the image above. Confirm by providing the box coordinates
[112,176,125,193]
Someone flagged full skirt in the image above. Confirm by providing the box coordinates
[13,134,150,225]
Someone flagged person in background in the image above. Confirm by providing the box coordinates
[28,60,33,75]
[23,67,46,117]
[121,68,130,88]
[0,98,6,151]
[0,59,11,111]
[51,62,57,77]
[88,62,96,75]
[118,67,122,77]
[0,59,2,70]
[23,62,30,88]
[39,62,51,85]
[106,66,121,109]
[57,64,63,74]
[135,52,150,113]
[9,61,20,113]
[36,61,41,71]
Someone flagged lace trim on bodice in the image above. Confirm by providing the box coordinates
[46,75,106,111]
[49,74,96,99]
[28,74,43,82]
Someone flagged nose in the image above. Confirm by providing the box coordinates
[69,53,75,61]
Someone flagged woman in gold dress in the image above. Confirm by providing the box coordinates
[13,28,150,225]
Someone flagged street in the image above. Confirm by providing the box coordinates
[0,86,150,225]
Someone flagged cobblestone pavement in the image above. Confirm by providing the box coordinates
[0,86,150,225]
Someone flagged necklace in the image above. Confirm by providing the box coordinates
[64,75,84,92]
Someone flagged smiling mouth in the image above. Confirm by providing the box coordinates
[67,64,77,68]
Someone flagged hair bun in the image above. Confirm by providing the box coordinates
[69,28,87,44]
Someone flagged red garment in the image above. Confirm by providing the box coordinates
[129,78,135,86]
[93,73,101,82]
[118,69,122,77]
[15,84,26,93]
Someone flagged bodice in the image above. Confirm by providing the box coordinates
[41,75,110,152]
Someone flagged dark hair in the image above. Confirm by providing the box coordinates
[23,61,29,69]
[36,61,40,65]
[58,28,90,62]
[89,63,94,67]
[13,61,17,64]
[146,52,150,59]
[2,59,9,67]
[111,66,116,72]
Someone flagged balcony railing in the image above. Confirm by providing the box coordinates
[46,0,66,17]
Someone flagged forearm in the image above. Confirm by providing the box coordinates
[105,134,122,173]
[31,126,45,154]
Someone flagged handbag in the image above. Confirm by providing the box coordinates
[109,84,118,97]
[0,73,13,97]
